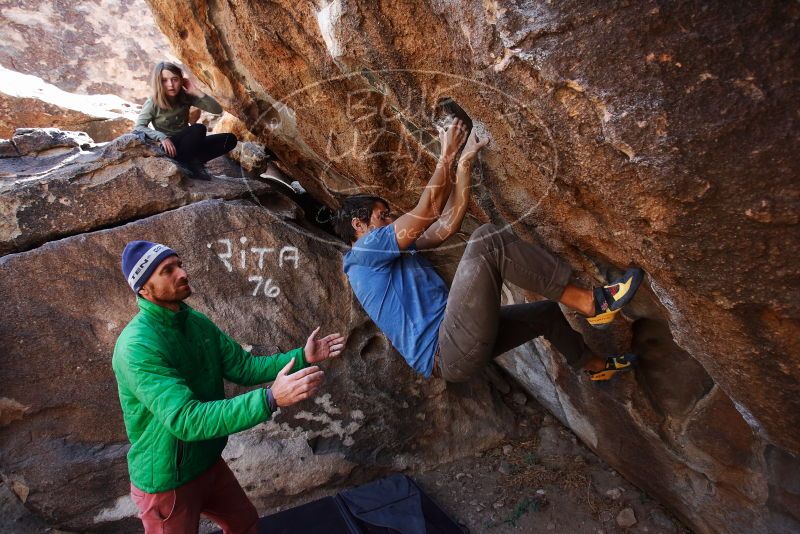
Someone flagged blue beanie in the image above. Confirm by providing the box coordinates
[121,240,177,293]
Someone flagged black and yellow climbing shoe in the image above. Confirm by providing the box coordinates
[586,353,639,381]
[586,268,644,329]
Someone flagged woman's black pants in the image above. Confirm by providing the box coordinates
[168,124,237,165]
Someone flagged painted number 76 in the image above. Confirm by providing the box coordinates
[248,276,280,298]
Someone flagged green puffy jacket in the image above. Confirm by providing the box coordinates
[112,297,305,493]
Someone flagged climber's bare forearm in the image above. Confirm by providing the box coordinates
[416,158,473,249]
[394,120,467,249]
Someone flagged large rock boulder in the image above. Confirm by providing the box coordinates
[0,0,174,102]
[0,198,512,531]
[0,129,269,256]
[2,127,94,157]
[143,1,800,532]
[0,66,138,142]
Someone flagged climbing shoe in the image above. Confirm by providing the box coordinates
[586,353,639,382]
[586,268,644,329]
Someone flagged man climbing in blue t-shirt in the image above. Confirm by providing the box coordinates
[334,118,643,382]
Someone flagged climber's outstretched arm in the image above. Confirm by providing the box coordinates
[416,131,488,250]
[392,119,468,250]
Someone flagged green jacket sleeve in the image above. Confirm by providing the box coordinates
[191,94,223,114]
[134,98,168,141]
[216,327,307,386]
[117,340,270,442]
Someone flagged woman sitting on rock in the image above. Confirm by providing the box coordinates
[134,61,237,180]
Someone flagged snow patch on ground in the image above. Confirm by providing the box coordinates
[0,65,138,120]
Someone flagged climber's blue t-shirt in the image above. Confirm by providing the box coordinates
[343,225,449,377]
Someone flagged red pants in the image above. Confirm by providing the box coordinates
[130,458,258,534]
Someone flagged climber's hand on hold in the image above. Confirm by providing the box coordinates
[458,131,489,166]
[439,118,469,164]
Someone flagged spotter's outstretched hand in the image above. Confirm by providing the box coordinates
[271,358,324,407]
[304,326,346,363]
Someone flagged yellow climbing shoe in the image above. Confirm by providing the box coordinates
[587,353,639,381]
[587,268,644,329]
[587,308,620,327]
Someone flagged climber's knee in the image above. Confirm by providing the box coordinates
[464,223,501,256]
[472,223,500,240]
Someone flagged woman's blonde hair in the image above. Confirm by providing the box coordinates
[150,61,190,110]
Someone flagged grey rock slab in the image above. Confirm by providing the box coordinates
[0,139,19,158]
[649,508,677,532]
[11,128,92,155]
[498,338,786,534]
[0,131,270,256]
[229,141,271,173]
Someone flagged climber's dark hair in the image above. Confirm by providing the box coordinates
[332,194,389,244]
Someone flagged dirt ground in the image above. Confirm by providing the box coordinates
[413,385,690,534]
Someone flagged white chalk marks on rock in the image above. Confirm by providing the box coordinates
[207,237,301,299]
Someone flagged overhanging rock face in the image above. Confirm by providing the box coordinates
[144,1,800,532]
[0,199,512,532]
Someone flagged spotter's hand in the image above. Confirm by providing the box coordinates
[271,358,325,407]
[304,326,346,364]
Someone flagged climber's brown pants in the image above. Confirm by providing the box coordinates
[434,224,588,382]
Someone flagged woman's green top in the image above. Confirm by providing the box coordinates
[134,94,223,141]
